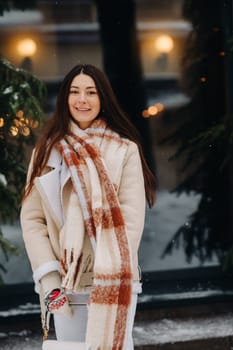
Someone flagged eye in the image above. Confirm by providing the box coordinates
[69,90,79,94]
[87,90,97,95]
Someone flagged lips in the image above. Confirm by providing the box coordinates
[76,107,90,111]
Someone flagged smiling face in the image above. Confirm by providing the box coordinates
[68,73,101,129]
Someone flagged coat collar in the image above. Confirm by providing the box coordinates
[35,147,71,228]
[46,147,71,189]
[46,147,62,168]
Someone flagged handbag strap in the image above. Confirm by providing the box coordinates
[42,288,64,341]
[42,292,88,341]
[43,308,51,341]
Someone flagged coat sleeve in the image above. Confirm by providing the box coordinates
[20,155,61,292]
[117,142,146,274]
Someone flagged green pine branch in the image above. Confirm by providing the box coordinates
[161,0,232,267]
[0,57,46,282]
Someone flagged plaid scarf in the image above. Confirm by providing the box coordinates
[56,119,133,349]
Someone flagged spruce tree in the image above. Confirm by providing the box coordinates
[161,0,233,267]
[0,57,46,282]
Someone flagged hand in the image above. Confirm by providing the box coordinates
[44,288,72,318]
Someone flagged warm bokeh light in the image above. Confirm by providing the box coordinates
[142,103,164,118]
[200,76,207,82]
[13,118,22,127]
[155,35,174,53]
[16,110,24,118]
[21,126,31,136]
[142,109,150,118]
[148,105,158,116]
[9,126,19,136]
[29,119,39,128]
[156,103,164,112]
[17,38,37,57]
[0,118,4,127]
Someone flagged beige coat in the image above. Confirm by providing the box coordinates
[20,140,146,295]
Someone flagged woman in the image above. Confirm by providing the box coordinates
[20,64,156,349]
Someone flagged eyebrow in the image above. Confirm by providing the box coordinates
[70,85,97,89]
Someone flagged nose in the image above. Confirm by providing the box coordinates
[78,91,87,103]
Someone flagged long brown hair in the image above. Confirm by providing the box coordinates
[24,64,156,207]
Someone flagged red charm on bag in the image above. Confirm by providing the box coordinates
[49,289,61,301]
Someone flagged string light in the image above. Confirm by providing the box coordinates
[156,103,164,112]
[21,126,31,136]
[16,110,24,118]
[148,106,158,116]
[29,119,39,128]
[13,118,22,127]
[142,103,165,118]
[200,76,207,82]
[9,126,19,136]
[142,110,150,118]
[0,109,40,138]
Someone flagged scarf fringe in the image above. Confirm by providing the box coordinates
[61,250,83,291]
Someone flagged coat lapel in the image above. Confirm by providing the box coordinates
[35,148,71,228]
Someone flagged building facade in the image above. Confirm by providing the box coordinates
[0,0,190,80]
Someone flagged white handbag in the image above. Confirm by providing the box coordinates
[42,340,85,350]
[42,301,86,350]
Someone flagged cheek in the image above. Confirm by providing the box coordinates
[67,101,72,113]
[96,98,101,112]
[68,96,73,106]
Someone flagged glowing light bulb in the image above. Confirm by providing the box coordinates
[142,110,150,118]
[148,106,158,116]
[21,126,31,136]
[9,126,19,136]
[30,119,39,128]
[17,38,37,57]
[156,103,164,112]
[155,35,174,53]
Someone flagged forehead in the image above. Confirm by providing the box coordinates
[70,73,96,87]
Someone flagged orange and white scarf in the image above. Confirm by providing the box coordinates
[56,119,133,349]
